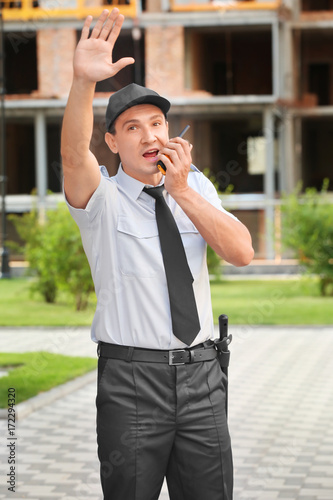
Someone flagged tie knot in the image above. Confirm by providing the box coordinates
[143,185,165,200]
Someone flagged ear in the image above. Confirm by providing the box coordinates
[105,132,118,154]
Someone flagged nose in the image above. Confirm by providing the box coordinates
[141,126,156,144]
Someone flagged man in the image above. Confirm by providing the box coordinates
[61,8,254,500]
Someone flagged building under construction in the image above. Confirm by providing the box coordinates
[1,0,333,261]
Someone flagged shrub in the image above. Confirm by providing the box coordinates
[207,245,222,278]
[9,204,94,310]
[281,180,333,296]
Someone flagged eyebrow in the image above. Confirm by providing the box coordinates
[122,114,165,130]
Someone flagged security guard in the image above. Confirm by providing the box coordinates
[61,8,254,500]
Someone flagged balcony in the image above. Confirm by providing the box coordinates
[170,0,281,13]
[0,0,137,21]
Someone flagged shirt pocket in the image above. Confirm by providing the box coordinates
[116,215,203,279]
[116,216,163,278]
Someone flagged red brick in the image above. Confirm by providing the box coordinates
[37,28,76,98]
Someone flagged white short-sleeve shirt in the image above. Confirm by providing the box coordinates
[65,165,237,349]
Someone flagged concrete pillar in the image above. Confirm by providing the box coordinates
[34,111,48,219]
[281,110,297,193]
[294,116,303,188]
[277,17,294,194]
[279,20,294,101]
[293,0,301,19]
[263,107,275,260]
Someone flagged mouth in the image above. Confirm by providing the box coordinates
[142,149,159,161]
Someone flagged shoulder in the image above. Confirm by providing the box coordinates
[187,167,218,195]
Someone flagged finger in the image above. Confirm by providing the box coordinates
[80,15,93,41]
[90,9,110,39]
[170,137,192,160]
[165,141,187,162]
[107,13,125,47]
[99,8,120,41]
[160,148,181,170]
[163,142,191,172]
[170,137,190,148]
[112,57,135,74]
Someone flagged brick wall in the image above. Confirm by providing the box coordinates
[37,28,76,98]
[145,25,185,96]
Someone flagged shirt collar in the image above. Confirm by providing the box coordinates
[115,164,164,201]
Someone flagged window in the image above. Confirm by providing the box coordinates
[300,30,333,106]
[186,27,272,96]
[302,117,333,191]
[6,121,36,195]
[4,32,37,95]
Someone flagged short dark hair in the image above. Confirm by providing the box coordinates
[108,122,116,135]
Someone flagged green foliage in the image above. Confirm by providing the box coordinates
[0,352,96,408]
[9,204,94,310]
[203,168,231,278]
[281,180,333,296]
[207,245,222,278]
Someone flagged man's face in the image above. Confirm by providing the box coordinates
[105,104,169,184]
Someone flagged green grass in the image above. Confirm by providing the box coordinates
[211,278,333,325]
[0,278,95,326]
[0,277,332,327]
[0,352,96,408]
[0,277,331,407]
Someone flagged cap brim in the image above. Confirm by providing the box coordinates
[107,94,170,131]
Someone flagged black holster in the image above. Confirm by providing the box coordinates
[214,314,232,416]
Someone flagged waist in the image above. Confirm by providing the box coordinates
[98,340,217,366]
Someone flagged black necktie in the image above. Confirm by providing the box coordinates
[143,185,201,345]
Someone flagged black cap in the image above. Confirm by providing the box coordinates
[105,83,171,132]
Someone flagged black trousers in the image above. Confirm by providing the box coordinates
[96,355,233,500]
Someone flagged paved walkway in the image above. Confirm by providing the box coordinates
[0,325,333,500]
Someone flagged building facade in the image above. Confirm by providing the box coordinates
[1,0,333,260]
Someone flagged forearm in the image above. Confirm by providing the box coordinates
[61,77,96,170]
[172,186,254,267]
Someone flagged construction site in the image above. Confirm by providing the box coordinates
[1,0,333,263]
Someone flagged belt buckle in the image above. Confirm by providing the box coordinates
[169,349,187,366]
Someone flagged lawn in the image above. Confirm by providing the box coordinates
[0,278,96,326]
[0,352,96,408]
[0,277,331,408]
[0,277,332,326]
[210,278,333,325]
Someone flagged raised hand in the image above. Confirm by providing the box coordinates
[73,9,135,83]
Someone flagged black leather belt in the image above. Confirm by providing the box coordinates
[98,340,218,366]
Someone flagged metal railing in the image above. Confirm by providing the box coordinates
[1,0,137,21]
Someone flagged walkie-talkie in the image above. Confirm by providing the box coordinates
[157,125,194,175]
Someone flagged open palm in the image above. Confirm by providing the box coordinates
[74,9,135,83]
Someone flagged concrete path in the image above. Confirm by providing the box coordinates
[0,325,333,500]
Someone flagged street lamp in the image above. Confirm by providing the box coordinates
[0,5,10,279]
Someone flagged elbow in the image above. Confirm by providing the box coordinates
[234,246,255,267]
